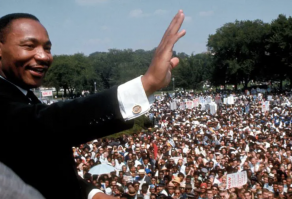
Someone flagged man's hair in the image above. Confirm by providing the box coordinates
[0,13,39,43]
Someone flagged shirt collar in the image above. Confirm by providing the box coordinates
[0,75,28,96]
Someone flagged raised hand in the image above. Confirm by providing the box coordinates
[142,10,186,96]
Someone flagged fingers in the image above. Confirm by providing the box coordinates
[167,10,184,35]
[161,10,185,45]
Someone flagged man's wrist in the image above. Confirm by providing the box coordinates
[141,75,155,97]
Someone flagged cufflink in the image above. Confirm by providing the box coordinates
[132,105,142,114]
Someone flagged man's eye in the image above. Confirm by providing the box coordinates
[45,46,51,52]
[24,44,35,49]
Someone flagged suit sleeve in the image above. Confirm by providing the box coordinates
[1,86,133,146]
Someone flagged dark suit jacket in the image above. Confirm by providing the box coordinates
[0,78,133,199]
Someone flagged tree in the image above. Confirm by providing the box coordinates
[44,53,96,96]
[265,14,292,90]
[207,20,270,89]
[174,53,213,90]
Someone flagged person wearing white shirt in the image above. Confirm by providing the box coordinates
[115,157,125,171]
[249,158,260,173]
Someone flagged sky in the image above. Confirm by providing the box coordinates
[1,0,292,56]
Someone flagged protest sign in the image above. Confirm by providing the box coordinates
[226,171,247,189]
[206,96,212,104]
[193,98,199,107]
[41,90,53,97]
[227,96,234,105]
[170,102,177,110]
[199,97,205,104]
[210,102,217,115]
[200,102,206,111]
[180,102,185,110]
[265,101,270,111]
[186,101,193,109]
[262,103,266,112]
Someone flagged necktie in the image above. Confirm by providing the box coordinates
[27,90,41,104]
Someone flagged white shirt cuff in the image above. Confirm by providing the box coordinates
[118,76,154,121]
[88,189,104,199]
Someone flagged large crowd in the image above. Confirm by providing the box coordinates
[73,87,292,199]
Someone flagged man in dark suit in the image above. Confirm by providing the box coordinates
[0,10,186,199]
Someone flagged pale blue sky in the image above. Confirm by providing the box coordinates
[1,0,291,56]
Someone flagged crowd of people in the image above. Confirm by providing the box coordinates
[74,88,292,199]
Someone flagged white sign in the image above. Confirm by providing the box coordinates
[227,96,234,105]
[265,101,270,111]
[170,102,177,110]
[186,101,193,109]
[168,139,175,148]
[206,96,212,104]
[226,171,247,189]
[193,98,199,107]
[179,102,185,110]
[200,102,206,111]
[210,103,217,115]
[41,90,53,97]
[262,101,267,112]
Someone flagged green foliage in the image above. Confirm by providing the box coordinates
[43,53,97,96]
[207,19,270,89]
[265,14,292,89]
[174,53,214,90]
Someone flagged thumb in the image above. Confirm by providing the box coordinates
[170,57,180,69]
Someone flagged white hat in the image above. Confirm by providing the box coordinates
[138,169,146,174]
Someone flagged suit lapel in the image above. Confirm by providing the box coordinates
[0,78,31,104]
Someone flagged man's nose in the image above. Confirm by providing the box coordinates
[35,48,50,62]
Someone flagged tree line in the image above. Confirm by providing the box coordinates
[43,14,292,96]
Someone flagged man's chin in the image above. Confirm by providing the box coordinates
[25,79,43,89]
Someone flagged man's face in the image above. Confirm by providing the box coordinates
[186,177,191,183]
[207,191,213,199]
[185,166,190,174]
[263,191,269,198]
[157,186,162,192]
[278,185,283,192]
[251,158,256,165]
[130,166,136,173]
[0,18,53,89]
[168,187,174,194]
[273,183,278,191]
[244,192,252,199]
